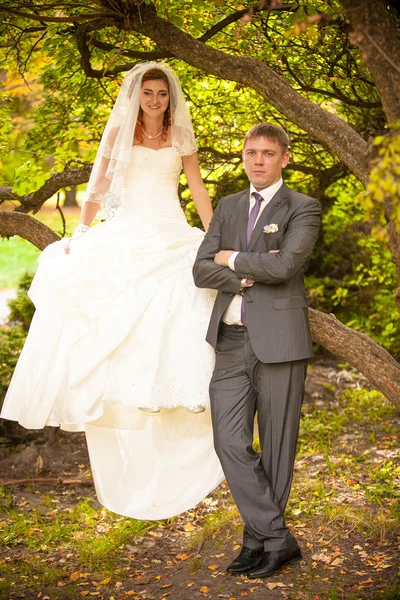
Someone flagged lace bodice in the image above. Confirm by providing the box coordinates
[116,146,185,222]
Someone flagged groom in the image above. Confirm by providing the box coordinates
[193,123,321,579]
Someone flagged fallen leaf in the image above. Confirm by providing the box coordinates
[331,558,343,566]
[208,564,219,570]
[161,584,172,589]
[266,582,286,589]
[184,523,195,532]
[312,553,331,564]
[70,572,80,582]
[200,586,209,593]
[177,553,190,561]
[80,593,89,598]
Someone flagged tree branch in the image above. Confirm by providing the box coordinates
[17,165,92,214]
[0,5,114,23]
[0,187,21,202]
[309,308,400,409]
[0,212,60,249]
[199,2,299,43]
[89,36,172,60]
[0,477,93,487]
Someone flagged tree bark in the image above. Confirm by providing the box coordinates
[342,0,400,125]
[0,212,60,250]
[17,166,92,214]
[309,308,400,409]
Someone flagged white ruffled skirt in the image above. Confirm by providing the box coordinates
[1,215,223,519]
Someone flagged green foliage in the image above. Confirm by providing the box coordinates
[308,175,400,355]
[12,161,51,196]
[0,325,26,406]
[0,272,33,411]
[7,272,35,330]
[359,121,400,227]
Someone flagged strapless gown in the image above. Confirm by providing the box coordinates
[1,146,224,519]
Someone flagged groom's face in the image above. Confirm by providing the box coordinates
[242,136,289,190]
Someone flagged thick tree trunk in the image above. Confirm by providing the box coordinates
[309,308,400,409]
[0,212,60,250]
[343,0,400,309]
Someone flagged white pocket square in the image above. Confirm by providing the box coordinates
[263,223,279,234]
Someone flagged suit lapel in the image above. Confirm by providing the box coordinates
[236,189,250,251]
[248,184,289,252]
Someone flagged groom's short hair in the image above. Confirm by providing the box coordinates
[244,123,290,154]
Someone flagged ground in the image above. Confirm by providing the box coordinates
[0,359,399,600]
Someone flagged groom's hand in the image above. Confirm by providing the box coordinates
[214,250,234,266]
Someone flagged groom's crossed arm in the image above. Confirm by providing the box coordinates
[214,196,321,285]
[193,200,242,294]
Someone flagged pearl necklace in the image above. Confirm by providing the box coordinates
[141,125,164,140]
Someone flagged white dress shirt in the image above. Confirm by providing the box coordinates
[222,178,283,325]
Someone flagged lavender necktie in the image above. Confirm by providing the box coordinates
[241,192,264,325]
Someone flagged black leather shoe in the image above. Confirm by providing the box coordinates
[247,546,302,579]
[226,546,264,574]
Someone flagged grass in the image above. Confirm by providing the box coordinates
[0,206,80,288]
[0,493,153,594]
[0,377,399,599]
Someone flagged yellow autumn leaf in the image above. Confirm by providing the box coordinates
[184,523,195,532]
[200,586,209,593]
[100,577,111,585]
[177,553,190,560]
[266,582,286,590]
[161,584,172,588]
[80,593,89,597]
[207,564,219,570]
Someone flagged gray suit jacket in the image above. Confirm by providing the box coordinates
[193,183,322,363]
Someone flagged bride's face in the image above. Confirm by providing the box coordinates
[140,79,170,119]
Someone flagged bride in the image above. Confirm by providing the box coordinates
[1,62,224,519]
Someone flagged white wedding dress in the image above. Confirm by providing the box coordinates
[1,146,224,519]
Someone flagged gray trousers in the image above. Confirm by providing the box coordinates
[210,323,307,552]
